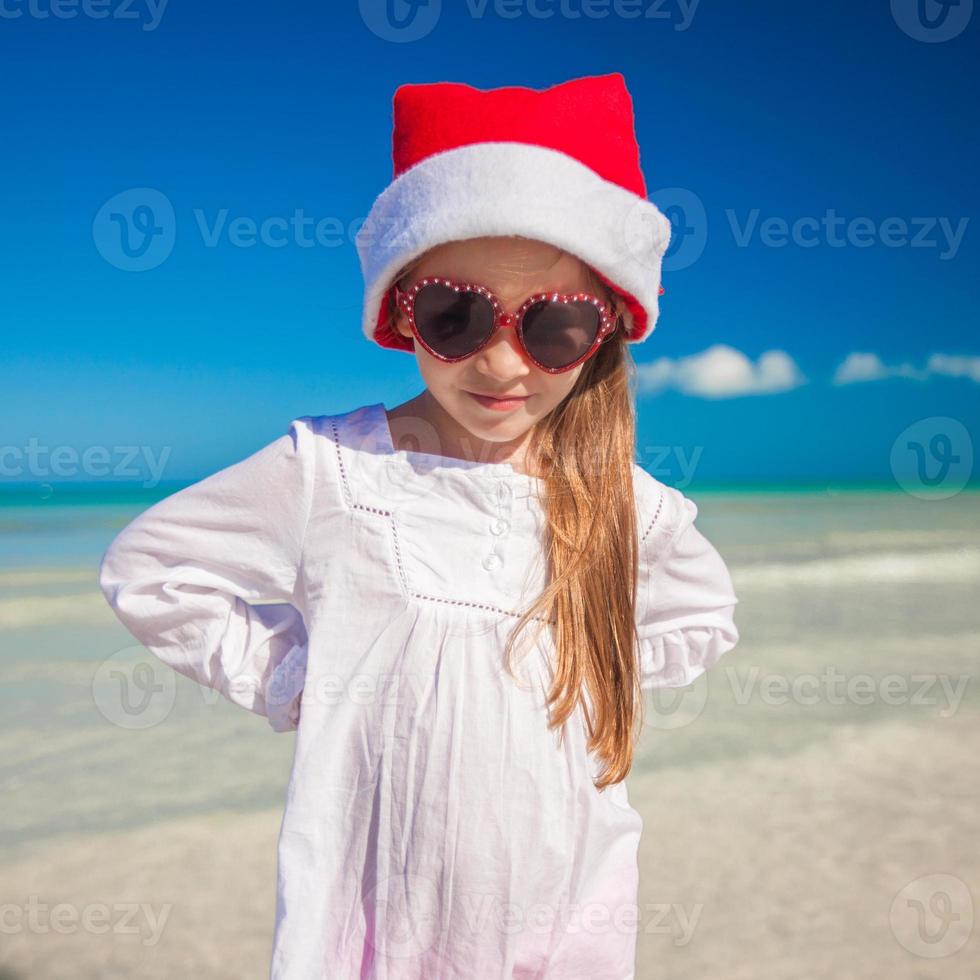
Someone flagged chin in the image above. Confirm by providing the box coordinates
[458,404,531,436]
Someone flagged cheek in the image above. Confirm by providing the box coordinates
[539,366,583,406]
[414,347,466,391]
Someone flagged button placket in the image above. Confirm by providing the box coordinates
[482,480,514,572]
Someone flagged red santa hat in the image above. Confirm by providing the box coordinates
[355,72,672,350]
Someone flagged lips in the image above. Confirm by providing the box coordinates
[466,391,530,411]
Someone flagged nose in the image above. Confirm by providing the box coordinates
[472,312,532,378]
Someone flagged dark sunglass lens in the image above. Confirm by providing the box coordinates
[413,283,495,358]
[521,300,601,370]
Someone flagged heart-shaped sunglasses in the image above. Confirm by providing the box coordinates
[392,276,625,374]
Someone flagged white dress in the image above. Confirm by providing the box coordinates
[98,401,740,980]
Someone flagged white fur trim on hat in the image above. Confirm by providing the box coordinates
[355,141,672,348]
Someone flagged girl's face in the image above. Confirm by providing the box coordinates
[391,236,614,464]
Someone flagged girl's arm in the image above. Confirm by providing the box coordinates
[636,486,740,690]
[98,418,317,731]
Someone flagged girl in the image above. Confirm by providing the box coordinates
[99,73,740,979]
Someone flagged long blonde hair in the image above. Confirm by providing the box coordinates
[382,249,647,791]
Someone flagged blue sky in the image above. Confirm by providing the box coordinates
[1,0,977,488]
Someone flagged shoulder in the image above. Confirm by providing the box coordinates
[631,466,740,626]
[631,463,694,556]
[289,404,365,438]
[284,404,387,468]
[286,404,393,510]
[292,403,387,452]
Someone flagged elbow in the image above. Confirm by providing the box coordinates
[97,545,117,606]
[98,539,126,609]
[98,534,146,619]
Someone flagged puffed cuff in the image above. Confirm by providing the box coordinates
[636,485,740,690]
[637,620,739,691]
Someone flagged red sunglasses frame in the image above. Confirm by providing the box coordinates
[391,276,623,375]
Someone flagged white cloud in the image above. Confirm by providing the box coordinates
[926,353,980,383]
[833,352,980,385]
[635,344,807,399]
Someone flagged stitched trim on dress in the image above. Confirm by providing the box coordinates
[405,591,555,626]
[329,418,354,509]
[639,487,666,544]
[329,416,554,626]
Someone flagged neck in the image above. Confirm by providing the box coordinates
[386,391,542,474]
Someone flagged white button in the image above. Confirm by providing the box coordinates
[490,518,510,535]
[482,553,502,570]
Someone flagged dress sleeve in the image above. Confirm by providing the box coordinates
[636,485,740,690]
[97,417,317,732]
